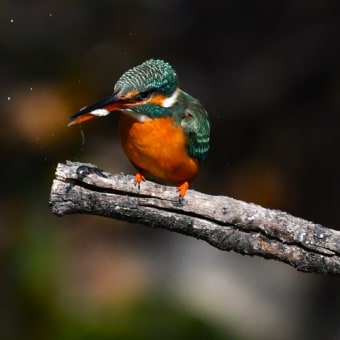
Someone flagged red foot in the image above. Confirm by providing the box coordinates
[177,181,189,198]
[134,172,145,187]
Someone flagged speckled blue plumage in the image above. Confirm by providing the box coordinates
[115,59,178,96]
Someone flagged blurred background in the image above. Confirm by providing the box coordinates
[1,1,340,339]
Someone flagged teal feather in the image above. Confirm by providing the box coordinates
[132,103,172,118]
[176,92,210,161]
[115,59,178,96]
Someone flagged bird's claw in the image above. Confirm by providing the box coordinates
[134,172,145,189]
[177,181,189,202]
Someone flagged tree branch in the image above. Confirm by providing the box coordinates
[49,161,340,275]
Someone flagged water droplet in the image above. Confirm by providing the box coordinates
[7,96,11,101]
[30,87,33,91]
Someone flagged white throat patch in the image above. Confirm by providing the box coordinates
[122,109,151,123]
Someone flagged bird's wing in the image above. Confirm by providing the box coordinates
[180,101,210,161]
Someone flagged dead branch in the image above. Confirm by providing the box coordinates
[49,161,340,275]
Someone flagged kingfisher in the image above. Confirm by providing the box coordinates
[68,59,210,198]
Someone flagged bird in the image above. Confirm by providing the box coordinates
[68,59,210,198]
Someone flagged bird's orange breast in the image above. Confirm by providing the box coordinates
[119,114,200,185]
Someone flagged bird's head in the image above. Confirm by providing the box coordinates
[68,59,179,126]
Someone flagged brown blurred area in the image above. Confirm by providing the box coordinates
[1,1,340,339]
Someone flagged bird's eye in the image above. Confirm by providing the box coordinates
[137,90,153,100]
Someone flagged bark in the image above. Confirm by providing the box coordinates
[49,161,340,275]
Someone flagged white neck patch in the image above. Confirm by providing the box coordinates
[161,87,180,108]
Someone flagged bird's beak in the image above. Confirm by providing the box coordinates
[68,92,130,127]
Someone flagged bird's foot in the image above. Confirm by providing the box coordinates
[134,172,145,189]
[177,181,189,201]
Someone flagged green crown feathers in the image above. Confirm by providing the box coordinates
[114,59,178,95]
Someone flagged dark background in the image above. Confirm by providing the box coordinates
[1,1,340,339]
